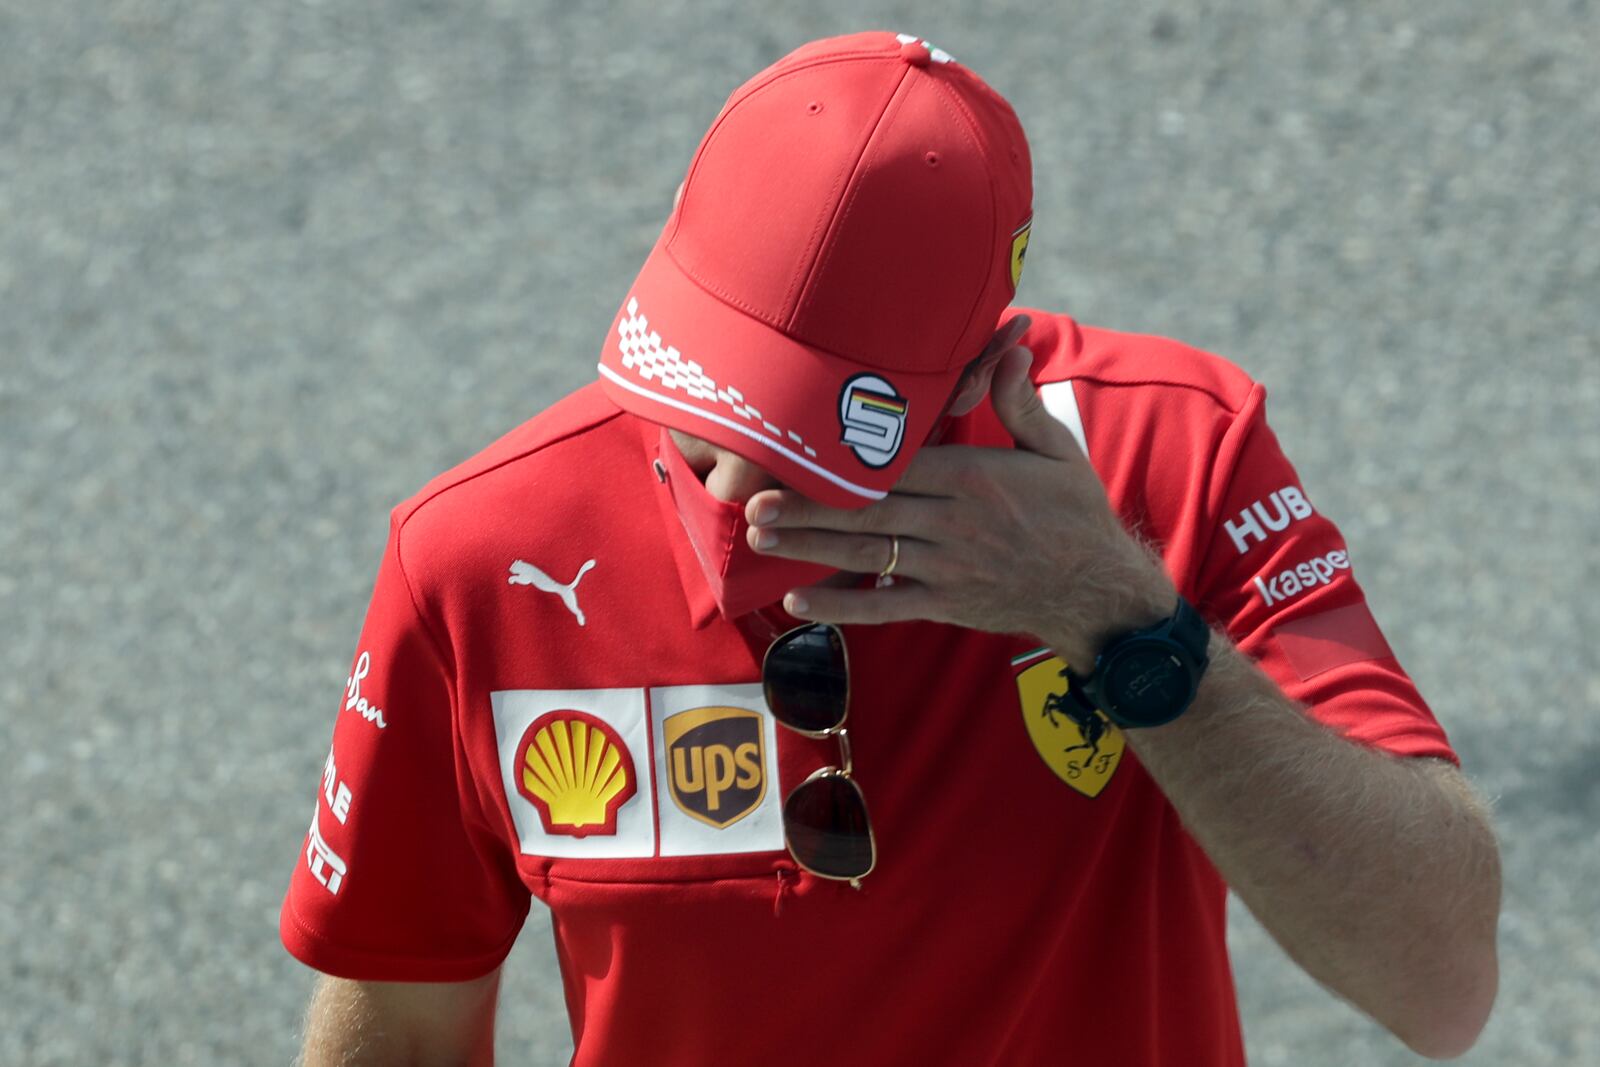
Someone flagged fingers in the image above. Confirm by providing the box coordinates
[749,525,922,577]
[746,486,949,534]
[990,346,1081,461]
[783,579,943,627]
[983,313,1032,361]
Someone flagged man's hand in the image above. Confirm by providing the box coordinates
[746,324,1172,665]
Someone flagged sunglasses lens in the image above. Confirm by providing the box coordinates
[784,773,874,881]
[763,624,847,734]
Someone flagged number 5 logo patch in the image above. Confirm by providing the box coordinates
[838,374,908,468]
[1012,648,1125,798]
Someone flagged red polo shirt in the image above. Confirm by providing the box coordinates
[281,311,1454,1065]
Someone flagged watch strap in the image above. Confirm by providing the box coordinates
[1167,596,1211,667]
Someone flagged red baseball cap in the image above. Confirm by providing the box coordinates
[597,31,1033,508]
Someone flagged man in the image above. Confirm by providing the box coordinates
[282,31,1500,1065]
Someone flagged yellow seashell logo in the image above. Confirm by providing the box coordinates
[514,711,637,837]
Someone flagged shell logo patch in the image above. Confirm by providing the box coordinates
[1009,219,1032,290]
[664,706,767,828]
[1013,647,1124,798]
[514,710,637,837]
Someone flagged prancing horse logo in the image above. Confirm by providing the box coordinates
[509,559,597,627]
[1013,647,1125,797]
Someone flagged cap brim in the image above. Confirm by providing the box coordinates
[598,244,961,509]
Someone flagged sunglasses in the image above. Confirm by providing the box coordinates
[761,623,877,887]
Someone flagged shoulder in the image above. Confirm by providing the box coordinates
[1014,307,1261,418]
[1012,308,1270,480]
[387,383,640,578]
[1007,309,1279,566]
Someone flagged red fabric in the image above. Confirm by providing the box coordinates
[1276,603,1397,681]
[282,314,1455,1065]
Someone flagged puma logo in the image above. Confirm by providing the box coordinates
[508,558,597,627]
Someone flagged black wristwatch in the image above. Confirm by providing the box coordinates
[1065,597,1211,729]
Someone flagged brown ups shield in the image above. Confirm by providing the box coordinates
[664,706,768,828]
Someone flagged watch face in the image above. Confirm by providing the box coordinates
[1106,648,1189,725]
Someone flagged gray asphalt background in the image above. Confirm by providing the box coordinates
[2,1,1596,1063]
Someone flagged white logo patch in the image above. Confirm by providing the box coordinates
[491,685,785,861]
[839,374,908,468]
[493,688,654,858]
[509,558,596,626]
[651,684,783,858]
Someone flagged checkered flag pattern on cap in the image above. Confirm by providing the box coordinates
[617,298,820,459]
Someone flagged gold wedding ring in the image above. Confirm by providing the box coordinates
[877,534,901,586]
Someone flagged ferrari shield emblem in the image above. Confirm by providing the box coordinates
[1009,219,1032,290]
[1013,648,1124,798]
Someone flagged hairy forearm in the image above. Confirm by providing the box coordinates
[1121,638,1501,1057]
[299,973,500,1067]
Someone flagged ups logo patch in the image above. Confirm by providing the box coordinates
[1013,648,1124,798]
[664,706,766,828]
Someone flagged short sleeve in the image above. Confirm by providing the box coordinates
[1191,386,1457,763]
[280,513,529,981]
